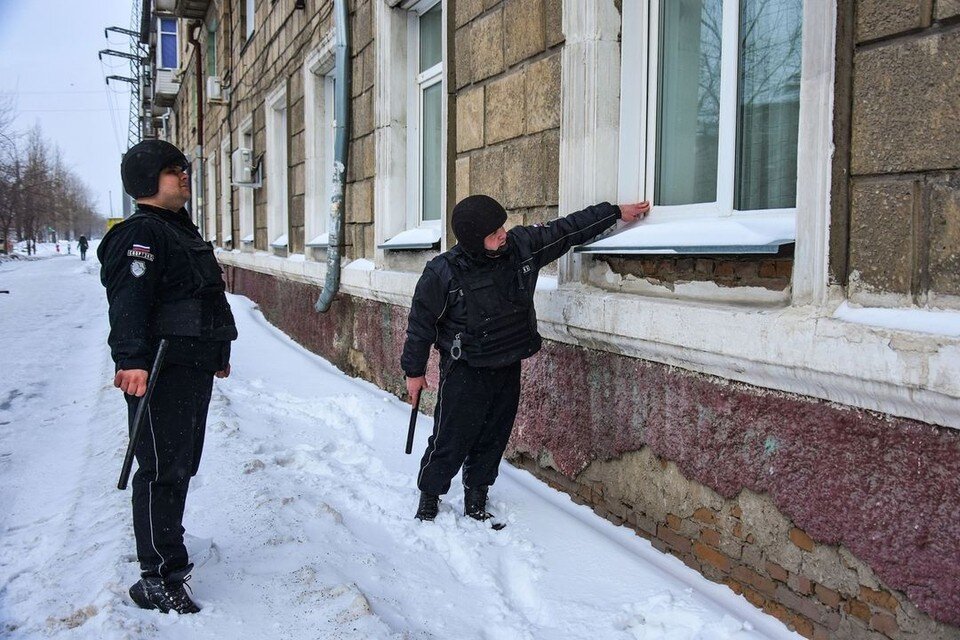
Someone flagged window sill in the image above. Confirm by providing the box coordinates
[575,212,795,256]
[305,232,330,249]
[378,226,441,251]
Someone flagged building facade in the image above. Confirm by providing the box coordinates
[138,1,960,638]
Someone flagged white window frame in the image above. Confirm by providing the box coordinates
[238,115,255,248]
[406,0,443,231]
[220,138,232,246]
[616,0,799,229]
[190,158,202,227]
[157,17,178,70]
[205,154,217,241]
[265,83,289,250]
[303,38,337,253]
[374,0,446,254]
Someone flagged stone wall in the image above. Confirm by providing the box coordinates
[453,0,564,251]
[845,2,960,308]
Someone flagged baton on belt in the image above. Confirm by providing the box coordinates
[405,392,421,455]
[117,339,169,490]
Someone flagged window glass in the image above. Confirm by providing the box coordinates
[245,0,256,39]
[207,25,217,76]
[735,0,802,210]
[419,4,442,73]
[421,82,442,222]
[655,0,722,206]
[160,18,177,69]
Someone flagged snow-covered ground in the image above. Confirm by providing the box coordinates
[0,250,799,639]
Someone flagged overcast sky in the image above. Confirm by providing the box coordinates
[0,0,136,217]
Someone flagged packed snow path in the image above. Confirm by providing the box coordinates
[0,251,798,639]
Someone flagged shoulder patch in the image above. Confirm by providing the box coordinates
[130,260,147,278]
[127,243,155,262]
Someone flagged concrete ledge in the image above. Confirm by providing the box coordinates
[217,250,960,430]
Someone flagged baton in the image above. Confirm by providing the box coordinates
[117,339,170,490]
[404,392,421,455]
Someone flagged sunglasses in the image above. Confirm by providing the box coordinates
[161,164,190,176]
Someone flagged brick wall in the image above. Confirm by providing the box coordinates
[602,251,794,292]
[514,454,954,640]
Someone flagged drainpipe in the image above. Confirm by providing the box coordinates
[315,0,350,313]
[187,21,205,234]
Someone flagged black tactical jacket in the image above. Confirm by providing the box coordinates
[98,204,237,372]
[400,202,620,376]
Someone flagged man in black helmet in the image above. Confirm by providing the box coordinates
[402,195,650,523]
[98,139,237,613]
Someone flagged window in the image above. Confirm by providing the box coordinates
[265,84,289,250]
[206,21,217,77]
[205,156,217,241]
[606,0,802,254]
[158,18,178,69]
[220,138,232,246]
[238,116,255,247]
[304,43,337,251]
[415,2,442,225]
[377,0,445,251]
[243,0,256,41]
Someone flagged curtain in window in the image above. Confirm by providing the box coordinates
[735,0,802,210]
[419,4,442,222]
[160,18,177,69]
[655,0,722,206]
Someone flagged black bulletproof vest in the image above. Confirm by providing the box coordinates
[127,212,237,341]
[446,252,540,368]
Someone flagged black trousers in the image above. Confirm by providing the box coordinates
[125,364,213,583]
[417,359,522,496]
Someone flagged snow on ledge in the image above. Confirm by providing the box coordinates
[306,232,330,248]
[344,258,376,271]
[833,301,960,338]
[577,212,795,254]
[378,227,441,250]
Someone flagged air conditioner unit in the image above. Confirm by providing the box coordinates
[231,147,261,187]
[206,76,226,103]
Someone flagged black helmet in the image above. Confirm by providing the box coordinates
[121,139,189,198]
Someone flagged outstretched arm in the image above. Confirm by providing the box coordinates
[512,201,650,268]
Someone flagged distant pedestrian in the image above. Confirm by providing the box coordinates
[99,139,237,614]
[78,235,89,261]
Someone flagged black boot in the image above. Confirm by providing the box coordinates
[464,485,493,521]
[415,492,440,521]
[129,575,201,614]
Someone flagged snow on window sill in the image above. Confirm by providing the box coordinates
[378,226,441,251]
[575,212,795,255]
[306,232,330,248]
[241,234,255,244]
[270,234,289,249]
[833,301,960,338]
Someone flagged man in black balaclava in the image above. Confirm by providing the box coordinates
[401,195,650,523]
[99,139,237,613]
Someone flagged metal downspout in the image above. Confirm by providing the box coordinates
[315,0,350,313]
[188,21,205,234]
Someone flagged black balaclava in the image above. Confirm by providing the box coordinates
[451,195,507,255]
